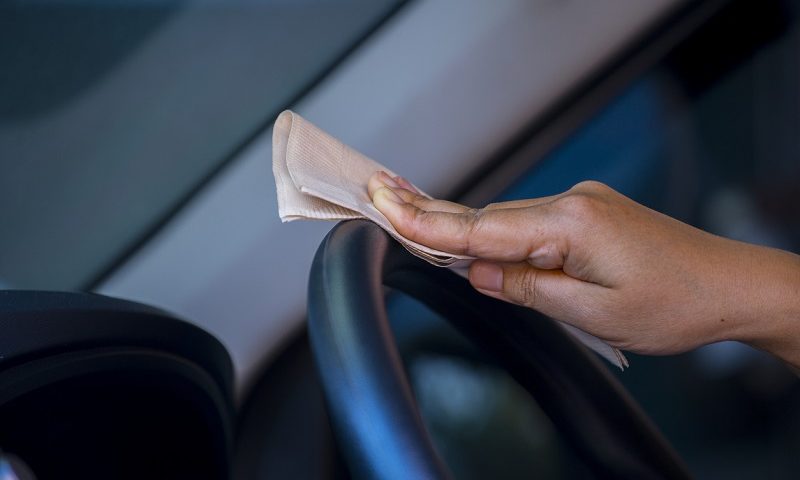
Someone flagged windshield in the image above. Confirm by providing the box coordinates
[0,0,404,290]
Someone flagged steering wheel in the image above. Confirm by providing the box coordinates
[307,220,691,480]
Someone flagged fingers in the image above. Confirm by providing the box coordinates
[468,260,607,331]
[393,189,471,214]
[368,171,399,196]
[372,186,561,262]
[483,196,560,211]
[387,186,472,214]
[369,171,471,214]
[394,175,420,194]
[369,171,568,263]
[368,171,421,197]
[368,171,557,213]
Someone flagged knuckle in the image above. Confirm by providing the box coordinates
[512,268,539,308]
[403,206,427,239]
[459,208,485,255]
[413,209,436,235]
[571,180,610,193]
[555,192,598,219]
[395,188,424,205]
[410,192,431,205]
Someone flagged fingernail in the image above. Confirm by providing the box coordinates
[374,186,404,205]
[378,171,400,188]
[470,262,503,292]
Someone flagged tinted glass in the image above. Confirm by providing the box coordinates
[498,1,800,476]
[392,0,800,477]
[0,0,403,289]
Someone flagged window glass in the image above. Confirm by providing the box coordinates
[497,1,800,476]
[391,0,800,477]
[0,0,403,289]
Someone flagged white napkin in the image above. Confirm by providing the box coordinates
[272,110,628,369]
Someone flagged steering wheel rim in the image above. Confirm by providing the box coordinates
[308,220,691,479]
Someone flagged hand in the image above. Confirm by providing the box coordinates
[369,172,800,367]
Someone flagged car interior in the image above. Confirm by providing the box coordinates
[1,0,799,478]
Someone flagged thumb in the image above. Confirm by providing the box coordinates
[468,260,604,329]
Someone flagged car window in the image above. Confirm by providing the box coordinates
[0,0,404,290]
[502,65,800,477]
[390,0,800,477]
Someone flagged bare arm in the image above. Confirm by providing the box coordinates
[369,172,800,368]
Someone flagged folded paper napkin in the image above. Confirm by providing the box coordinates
[272,110,628,369]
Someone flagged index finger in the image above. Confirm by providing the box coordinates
[372,186,563,263]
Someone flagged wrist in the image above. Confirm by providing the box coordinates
[726,243,800,368]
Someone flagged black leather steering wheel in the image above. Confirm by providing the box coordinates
[307,220,691,480]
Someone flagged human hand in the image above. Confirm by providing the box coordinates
[369,172,800,367]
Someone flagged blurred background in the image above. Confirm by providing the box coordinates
[1,0,798,478]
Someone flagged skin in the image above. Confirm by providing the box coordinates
[368,171,800,369]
